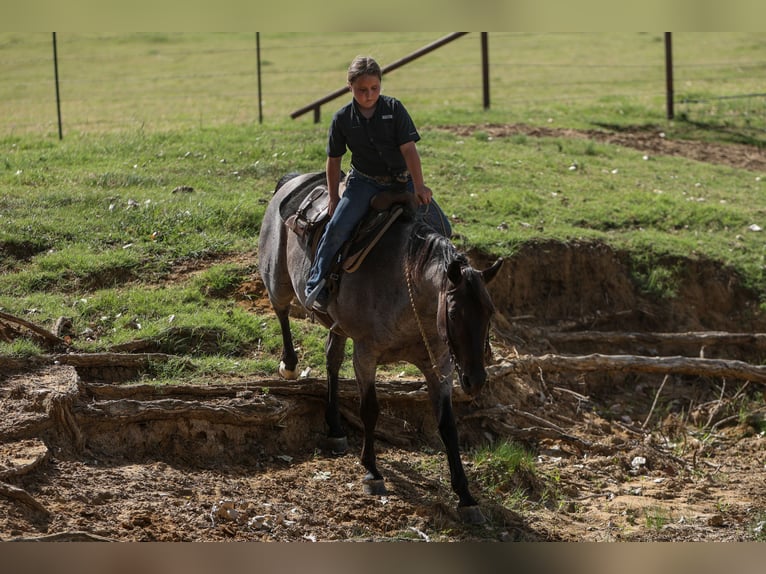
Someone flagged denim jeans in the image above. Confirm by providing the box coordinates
[305,169,452,295]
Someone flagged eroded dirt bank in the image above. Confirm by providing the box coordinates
[1,126,765,542]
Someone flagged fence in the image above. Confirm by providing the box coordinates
[1,32,764,137]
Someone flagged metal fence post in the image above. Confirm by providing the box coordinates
[665,32,674,120]
[256,32,263,124]
[52,32,63,140]
[481,32,490,110]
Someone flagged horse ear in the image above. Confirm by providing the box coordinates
[447,260,463,286]
[481,258,503,285]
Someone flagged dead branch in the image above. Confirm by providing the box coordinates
[545,330,766,350]
[493,353,766,385]
[642,374,670,429]
[0,310,66,348]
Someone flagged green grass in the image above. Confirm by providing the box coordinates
[0,339,45,358]
[472,440,539,508]
[644,506,672,531]
[1,33,766,380]
[2,119,765,376]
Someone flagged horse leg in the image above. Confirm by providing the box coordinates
[426,373,485,524]
[324,330,348,454]
[275,307,299,380]
[353,350,386,495]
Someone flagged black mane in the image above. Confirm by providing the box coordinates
[407,219,466,281]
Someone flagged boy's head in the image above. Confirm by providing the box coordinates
[347,56,382,113]
[347,56,382,84]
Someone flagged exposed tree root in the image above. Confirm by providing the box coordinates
[0,439,49,481]
[493,352,766,385]
[0,482,50,517]
[7,531,114,542]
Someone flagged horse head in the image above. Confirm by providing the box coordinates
[439,257,503,396]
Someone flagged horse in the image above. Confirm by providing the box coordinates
[257,172,503,524]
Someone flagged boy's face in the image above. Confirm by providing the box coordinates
[349,74,381,114]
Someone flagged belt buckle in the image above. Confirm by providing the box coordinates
[393,171,409,184]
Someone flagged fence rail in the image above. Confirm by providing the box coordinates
[1,32,764,137]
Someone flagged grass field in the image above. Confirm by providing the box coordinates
[2,32,765,136]
[1,32,765,379]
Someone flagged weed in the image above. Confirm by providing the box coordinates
[644,506,671,530]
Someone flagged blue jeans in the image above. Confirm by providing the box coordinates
[305,169,452,295]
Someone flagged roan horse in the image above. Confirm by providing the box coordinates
[258,172,503,523]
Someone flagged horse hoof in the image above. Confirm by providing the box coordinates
[324,436,348,455]
[458,505,486,525]
[362,479,387,496]
[278,361,298,380]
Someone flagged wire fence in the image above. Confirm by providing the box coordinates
[1,32,764,137]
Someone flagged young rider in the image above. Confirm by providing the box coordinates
[305,55,451,312]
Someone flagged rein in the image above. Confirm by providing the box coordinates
[404,257,453,381]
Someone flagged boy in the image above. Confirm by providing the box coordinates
[305,56,452,312]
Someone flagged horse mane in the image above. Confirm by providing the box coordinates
[406,219,466,282]
[406,220,494,313]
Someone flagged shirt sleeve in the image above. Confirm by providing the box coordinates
[392,99,420,146]
[326,110,347,158]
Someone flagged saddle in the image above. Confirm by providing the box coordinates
[278,171,328,239]
[278,172,415,273]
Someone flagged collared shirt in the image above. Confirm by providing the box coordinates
[326,95,420,177]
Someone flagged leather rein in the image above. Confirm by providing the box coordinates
[404,258,456,381]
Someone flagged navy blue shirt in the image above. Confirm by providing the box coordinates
[326,95,420,177]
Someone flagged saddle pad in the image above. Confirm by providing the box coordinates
[342,206,404,273]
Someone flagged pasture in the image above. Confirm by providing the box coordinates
[1,33,765,541]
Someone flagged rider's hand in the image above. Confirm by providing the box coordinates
[414,184,433,206]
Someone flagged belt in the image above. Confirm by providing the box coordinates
[351,166,410,185]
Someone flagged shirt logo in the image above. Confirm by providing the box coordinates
[381,114,393,120]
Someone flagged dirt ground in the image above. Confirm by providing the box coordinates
[1,125,765,542]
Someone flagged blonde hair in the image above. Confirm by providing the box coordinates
[347,56,382,84]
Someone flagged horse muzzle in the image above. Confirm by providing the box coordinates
[458,367,487,397]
